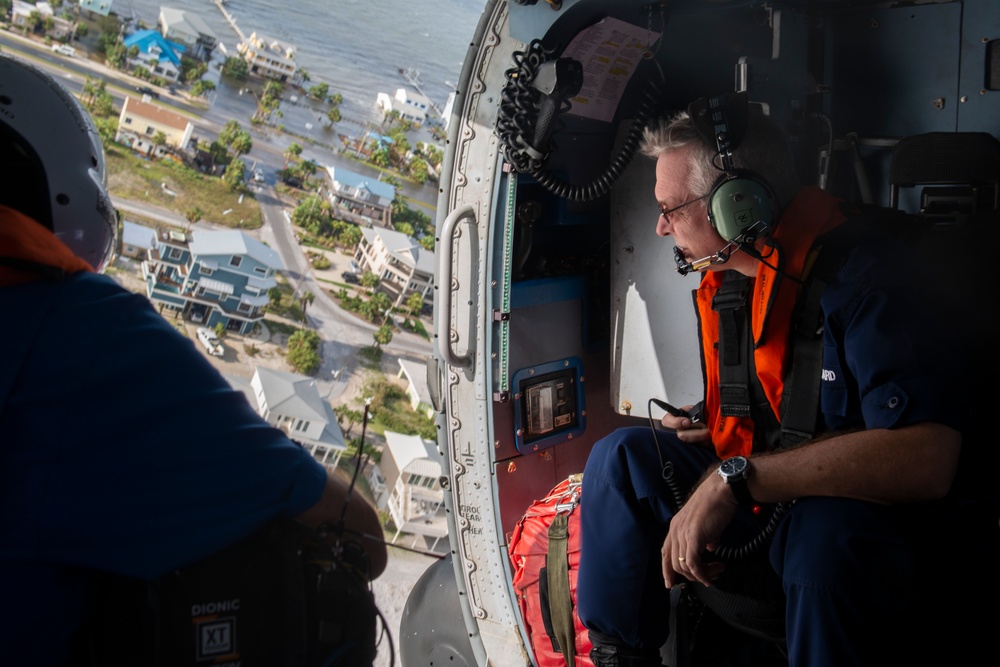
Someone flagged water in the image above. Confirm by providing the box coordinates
[116,0,486,125]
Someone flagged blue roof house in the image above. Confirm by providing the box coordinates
[123,29,186,82]
[142,229,283,334]
[324,166,396,228]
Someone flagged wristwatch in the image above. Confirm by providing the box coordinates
[717,456,756,506]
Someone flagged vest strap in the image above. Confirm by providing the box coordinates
[713,271,753,418]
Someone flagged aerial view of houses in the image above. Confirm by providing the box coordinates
[142,228,282,334]
[324,166,396,228]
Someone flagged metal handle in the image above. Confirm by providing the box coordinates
[438,204,476,369]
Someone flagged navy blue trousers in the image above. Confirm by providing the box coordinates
[577,426,977,666]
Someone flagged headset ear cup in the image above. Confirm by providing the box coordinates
[708,171,775,242]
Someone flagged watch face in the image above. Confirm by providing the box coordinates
[720,456,748,477]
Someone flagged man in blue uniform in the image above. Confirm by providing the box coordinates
[0,54,387,665]
[577,100,992,666]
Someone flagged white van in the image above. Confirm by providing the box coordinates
[51,44,76,57]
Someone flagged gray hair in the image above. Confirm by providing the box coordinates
[639,109,800,211]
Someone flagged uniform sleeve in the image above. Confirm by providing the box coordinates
[818,234,969,434]
[0,274,328,579]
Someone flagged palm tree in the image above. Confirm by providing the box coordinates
[299,291,315,324]
[283,142,302,169]
[373,324,394,349]
[184,207,203,231]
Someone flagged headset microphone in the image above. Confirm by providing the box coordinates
[674,245,731,275]
[672,217,768,276]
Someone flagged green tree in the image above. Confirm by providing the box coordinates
[419,234,435,251]
[334,405,363,437]
[219,120,253,156]
[307,82,329,101]
[409,158,429,184]
[105,43,127,70]
[360,270,379,292]
[283,142,302,169]
[406,292,424,316]
[292,195,331,236]
[252,80,284,125]
[222,56,249,80]
[152,131,168,153]
[299,290,315,324]
[373,323,394,349]
[325,106,342,125]
[341,225,363,249]
[422,143,443,168]
[190,79,216,97]
[185,206,204,228]
[94,116,118,148]
[181,58,208,83]
[268,286,282,306]
[287,329,322,375]
[223,159,246,191]
[298,159,318,181]
[229,131,253,157]
[370,292,392,322]
[208,140,229,165]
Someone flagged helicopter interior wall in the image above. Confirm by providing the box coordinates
[818,1,1000,212]
[492,276,640,538]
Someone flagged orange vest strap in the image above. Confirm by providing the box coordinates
[0,205,94,287]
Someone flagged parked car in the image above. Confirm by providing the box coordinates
[196,327,224,357]
[135,85,159,99]
[282,175,303,188]
[341,271,360,285]
[349,260,361,273]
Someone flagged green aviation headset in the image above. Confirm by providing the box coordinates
[688,92,776,244]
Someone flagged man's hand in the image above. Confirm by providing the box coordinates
[660,404,711,445]
[661,471,736,588]
[298,469,388,580]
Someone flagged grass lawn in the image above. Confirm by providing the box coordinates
[105,147,263,230]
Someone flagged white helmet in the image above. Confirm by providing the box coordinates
[0,53,117,271]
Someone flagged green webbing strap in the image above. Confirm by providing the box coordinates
[779,220,869,447]
[547,514,575,667]
[713,271,753,418]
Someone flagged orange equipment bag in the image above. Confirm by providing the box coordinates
[508,474,593,667]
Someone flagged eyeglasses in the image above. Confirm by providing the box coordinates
[658,194,708,223]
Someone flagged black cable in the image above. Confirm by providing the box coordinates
[647,398,690,514]
[497,41,665,202]
[337,399,372,532]
[646,399,793,562]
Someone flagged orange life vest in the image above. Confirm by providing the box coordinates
[0,205,93,287]
[695,187,849,459]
